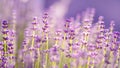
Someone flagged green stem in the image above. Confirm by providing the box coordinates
[87,56,90,68]
[45,33,49,68]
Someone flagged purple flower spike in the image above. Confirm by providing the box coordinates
[43,12,48,19]
[2,20,8,25]
[32,17,37,25]
[66,19,71,23]
[8,43,13,47]
[2,25,8,28]
[3,37,9,40]
[110,20,115,27]
[98,16,104,21]
[2,30,9,34]
[35,36,41,43]
[63,64,68,68]
[0,7,119,68]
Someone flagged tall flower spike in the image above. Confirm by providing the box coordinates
[110,20,115,33]
[31,17,38,47]
[43,12,48,24]
[1,20,9,68]
[0,8,120,68]
[2,20,9,53]
[42,12,50,68]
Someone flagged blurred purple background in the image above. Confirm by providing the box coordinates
[45,0,120,31]
[0,0,120,31]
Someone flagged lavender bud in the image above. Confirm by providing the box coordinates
[63,64,68,68]
[2,20,8,25]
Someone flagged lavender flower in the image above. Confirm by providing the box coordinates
[0,8,120,68]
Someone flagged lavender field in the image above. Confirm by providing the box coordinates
[0,0,120,68]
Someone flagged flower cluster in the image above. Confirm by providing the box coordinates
[0,9,120,68]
